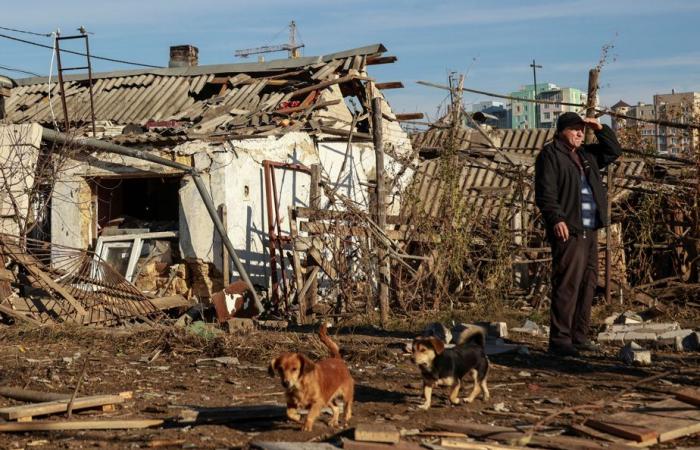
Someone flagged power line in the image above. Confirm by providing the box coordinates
[0,32,162,69]
[417,80,700,131]
[0,64,40,77]
[0,25,51,37]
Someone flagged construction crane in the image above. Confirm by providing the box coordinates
[235,21,304,60]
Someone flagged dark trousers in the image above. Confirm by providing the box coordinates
[549,230,598,348]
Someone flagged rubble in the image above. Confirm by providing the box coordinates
[619,342,652,366]
[511,319,548,337]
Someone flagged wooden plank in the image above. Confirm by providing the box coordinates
[354,423,400,444]
[252,442,338,450]
[308,248,337,280]
[439,438,529,450]
[0,419,163,432]
[675,388,700,407]
[569,423,628,444]
[436,420,638,450]
[341,438,423,450]
[148,295,190,311]
[587,398,700,443]
[366,56,397,65]
[298,266,320,302]
[0,387,71,403]
[290,74,371,99]
[395,113,425,121]
[288,206,307,325]
[585,419,658,443]
[0,394,127,420]
[375,82,404,90]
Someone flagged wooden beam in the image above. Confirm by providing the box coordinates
[0,387,72,403]
[355,423,400,444]
[375,82,404,90]
[585,419,658,443]
[342,439,422,450]
[0,394,128,420]
[675,388,700,407]
[288,206,307,325]
[290,74,371,98]
[366,56,397,65]
[0,419,163,432]
[308,248,337,280]
[395,113,425,121]
[148,295,190,311]
[317,126,372,140]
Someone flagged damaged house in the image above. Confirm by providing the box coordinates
[0,44,414,323]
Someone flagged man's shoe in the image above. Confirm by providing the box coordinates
[548,344,580,357]
[574,340,600,352]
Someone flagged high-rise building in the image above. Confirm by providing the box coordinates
[654,91,700,156]
[611,100,656,149]
[509,83,586,129]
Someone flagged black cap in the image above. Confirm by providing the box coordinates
[556,112,585,132]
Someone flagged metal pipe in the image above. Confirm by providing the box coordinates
[41,127,263,314]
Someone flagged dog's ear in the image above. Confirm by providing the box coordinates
[298,354,316,375]
[428,337,445,354]
[268,357,279,377]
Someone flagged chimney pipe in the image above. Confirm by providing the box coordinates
[169,45,199,68]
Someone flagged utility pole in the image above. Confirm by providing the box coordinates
[584,68,612,303]
[371,96,390,328]
[530,59,542,128]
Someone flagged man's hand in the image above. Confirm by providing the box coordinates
[583,117,603,131]
[553,221,569,241]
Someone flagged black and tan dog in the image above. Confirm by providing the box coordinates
[411,325,490,409]
[269,324,354,431]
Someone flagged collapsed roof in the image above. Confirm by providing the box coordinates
[4,44,397,142]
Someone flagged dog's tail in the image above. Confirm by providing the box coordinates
[454,325,486,348]
[319,324,342,359]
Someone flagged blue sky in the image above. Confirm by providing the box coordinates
[2,0,699,121]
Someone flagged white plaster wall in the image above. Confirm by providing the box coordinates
[51,177,86,249]
[175,132,414,286]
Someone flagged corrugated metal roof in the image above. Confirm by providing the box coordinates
[406,126,646,225]
[13,44,387,86]
[5,44,389,132]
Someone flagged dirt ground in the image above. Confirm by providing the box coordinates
[0,308,698,450]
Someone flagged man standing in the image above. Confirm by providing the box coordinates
[535,112,621,357]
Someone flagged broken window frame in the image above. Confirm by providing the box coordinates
[93,231,178,283]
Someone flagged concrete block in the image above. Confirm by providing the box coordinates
[226,318,255,334]
[610,322,679,333]
[622,332,657,342]
[597,331,626,343]
[656,329,698,351]
[615,311,644,324]
[620,342,651,366]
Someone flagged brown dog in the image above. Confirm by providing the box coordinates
[269,324,354,431]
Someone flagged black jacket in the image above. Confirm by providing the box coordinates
[535,124,621,240]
